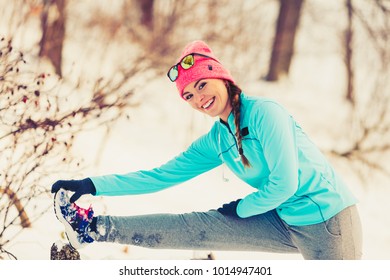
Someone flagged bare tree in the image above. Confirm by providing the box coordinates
[266,0,304,81]
[331,0,390,181]
[0,37,147,259]
[137,0,154,30]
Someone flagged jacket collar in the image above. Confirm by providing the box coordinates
[219,111,235,129]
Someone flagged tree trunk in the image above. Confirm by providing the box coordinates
[266,0,304,81]
[345,0,355,104]
[137,0,154,30]
[39,0,66,77]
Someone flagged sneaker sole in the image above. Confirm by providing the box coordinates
[54,190,85,250]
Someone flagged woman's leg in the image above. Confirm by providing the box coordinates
[90,209,299,255]
[286,205,363,260]
[89,205,362,259]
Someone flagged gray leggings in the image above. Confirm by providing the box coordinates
[90,205,362,260]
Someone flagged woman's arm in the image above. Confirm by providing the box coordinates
[91,130,223,196]
[237,101,299,218]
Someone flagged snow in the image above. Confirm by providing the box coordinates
[1,0,390,264]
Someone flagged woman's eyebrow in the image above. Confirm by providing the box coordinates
[194,79,204,89]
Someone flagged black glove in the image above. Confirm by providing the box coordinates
[51,178,96,203]
[217,199,242,218]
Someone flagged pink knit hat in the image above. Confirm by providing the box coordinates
[171,41,235,97]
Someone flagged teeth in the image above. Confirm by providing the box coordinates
[202,98,214,109]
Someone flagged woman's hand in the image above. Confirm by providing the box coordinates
[217,199,242,218]
[51,178,96,203]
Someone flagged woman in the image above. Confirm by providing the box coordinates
[52,40,362,260]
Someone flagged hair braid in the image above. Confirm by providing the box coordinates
[226,81,251,168]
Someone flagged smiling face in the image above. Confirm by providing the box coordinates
[182,78,232,121]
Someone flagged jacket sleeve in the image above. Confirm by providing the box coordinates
[236,101,299,218]
[91,129,222,196]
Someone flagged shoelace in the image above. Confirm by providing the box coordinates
[70,203,94,222]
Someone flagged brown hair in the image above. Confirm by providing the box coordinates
[226,81,251,167]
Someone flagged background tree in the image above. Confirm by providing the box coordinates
[137,0,154,30]
[344,0,354,104]
[39,0,66,77]
[266,0,304,81]
[0,36,149,258]
[331,0,390,180]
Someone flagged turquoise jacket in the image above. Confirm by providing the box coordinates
[91,93,357,226]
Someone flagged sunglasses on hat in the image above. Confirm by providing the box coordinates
[167,53,215,82]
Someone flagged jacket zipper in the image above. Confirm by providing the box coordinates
[220,120,240,161]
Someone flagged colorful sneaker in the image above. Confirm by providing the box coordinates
[54,189,94,249]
